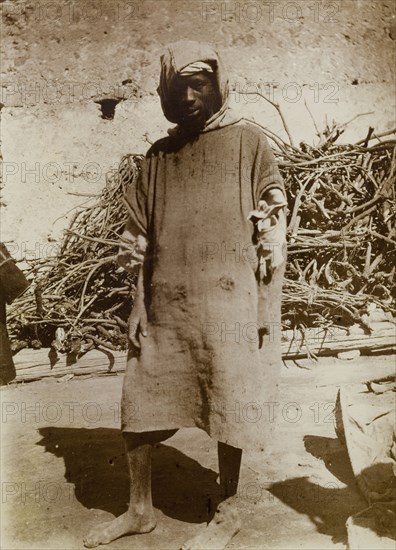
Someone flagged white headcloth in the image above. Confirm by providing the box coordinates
[179,61,214,75]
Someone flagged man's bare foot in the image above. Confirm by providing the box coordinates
[181,497,241,550]
[83,509,156,548]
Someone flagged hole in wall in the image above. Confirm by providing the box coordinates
[95,98,123,120]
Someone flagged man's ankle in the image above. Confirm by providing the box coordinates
[128,502,154,518]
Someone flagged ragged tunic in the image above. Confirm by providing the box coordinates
[118,119,286,451]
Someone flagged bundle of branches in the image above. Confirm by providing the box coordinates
[7,121,396,353]
[268,119,395,333]
[7,155,143,353]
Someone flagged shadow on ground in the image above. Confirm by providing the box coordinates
[36,428,375,544]
[269,435,366,545]
[37,427,221,524]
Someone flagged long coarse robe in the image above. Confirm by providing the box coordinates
[118,41,287,451]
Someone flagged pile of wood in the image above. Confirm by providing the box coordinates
[8,155,143,354]
[268,120,395,334]
[13,317,395,382]
[7,123,396,359]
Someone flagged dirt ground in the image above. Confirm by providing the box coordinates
[1,354,395,550]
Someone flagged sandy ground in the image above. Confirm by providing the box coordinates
[1,354,394,550]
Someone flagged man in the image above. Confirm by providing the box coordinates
[84,40,286,549]
[0,243,30,385]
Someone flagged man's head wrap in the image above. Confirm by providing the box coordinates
[157,40,240,132]
[179,61,214,75]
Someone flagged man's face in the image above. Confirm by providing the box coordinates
[169,72,222,131]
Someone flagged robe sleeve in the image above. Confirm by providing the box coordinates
[252,131,285,207]
[250,130,287,277]
[117,160,149,274]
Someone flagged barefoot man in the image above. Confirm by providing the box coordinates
[84,40,287,549]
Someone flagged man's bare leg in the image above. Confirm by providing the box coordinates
[83,429,177,548]
[181,442,242,550]
[218,441,242,497]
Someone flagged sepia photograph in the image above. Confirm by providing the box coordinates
[1,1,395,549]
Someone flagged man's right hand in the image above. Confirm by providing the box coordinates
[128,300,147,349]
